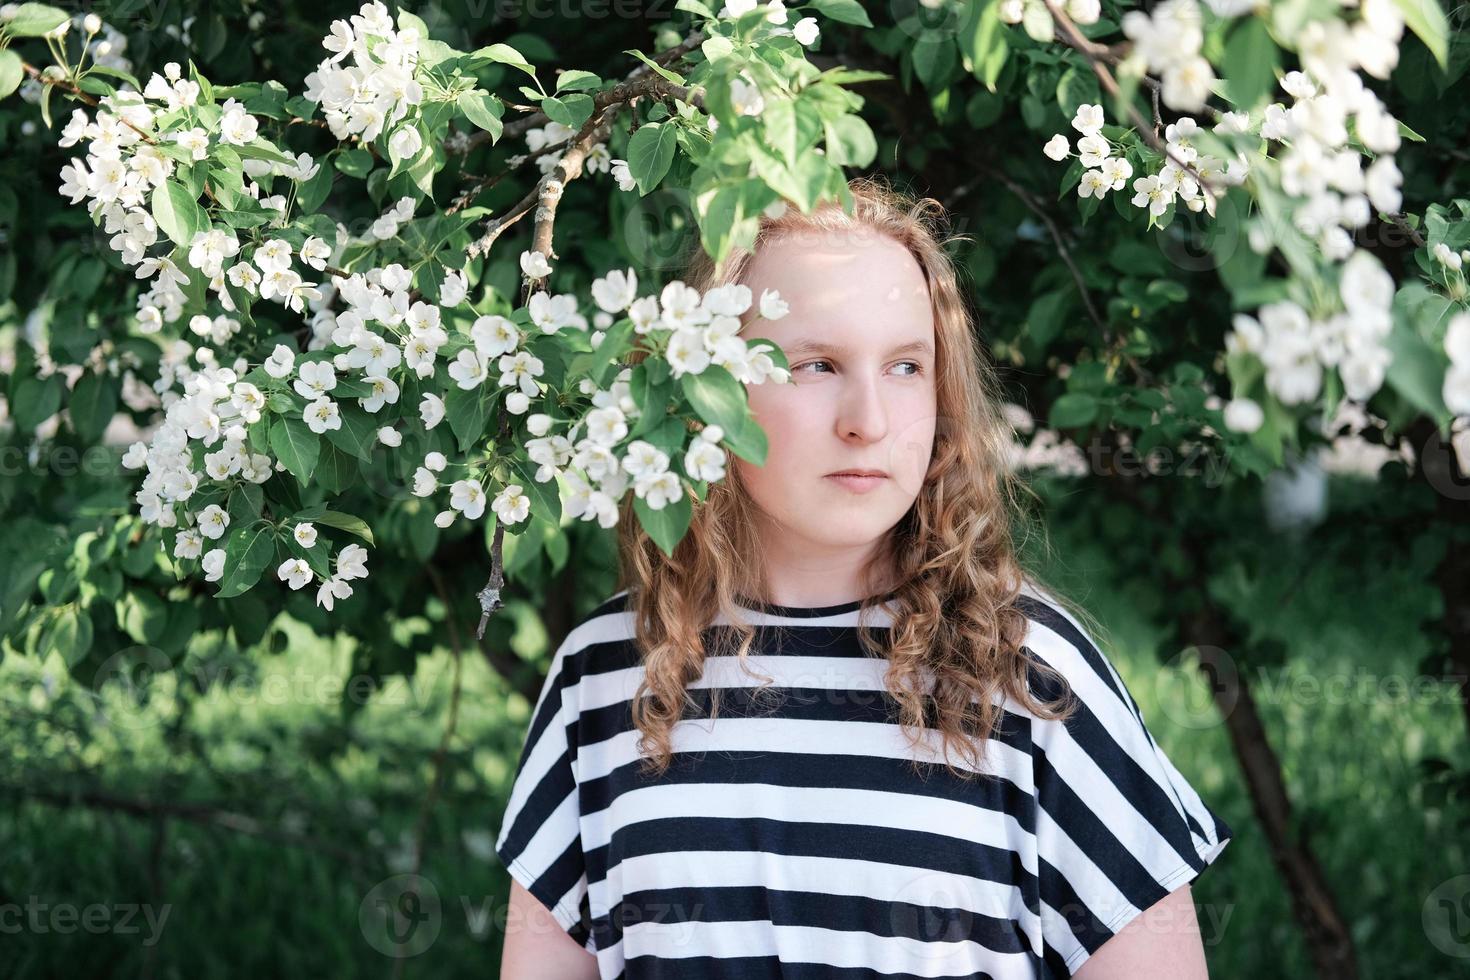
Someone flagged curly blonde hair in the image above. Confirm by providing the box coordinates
[615,173,1080,782]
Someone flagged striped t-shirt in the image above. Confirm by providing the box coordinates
[494,583,1232,978]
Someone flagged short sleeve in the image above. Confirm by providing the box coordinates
[1020,596,1233,978]
[494,629,597,952]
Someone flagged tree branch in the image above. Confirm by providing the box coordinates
[22,61,158,144]
[1040,2,1219,209]
[457,31,705,154]
[4,784,366,866]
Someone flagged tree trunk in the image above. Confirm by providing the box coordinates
[1182,602,1361,980]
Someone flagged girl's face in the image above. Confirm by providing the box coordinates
[734,230,938,584]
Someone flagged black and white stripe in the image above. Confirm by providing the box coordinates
[495,584,1232,978]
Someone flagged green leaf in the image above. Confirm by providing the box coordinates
[1221,15,1278,110]
[152,181,207,248]
[510,459,561,527]
[541,93,594,130]
[4,3,69,37]
[295,160,334,213]
[269,414,320,481]
[11,372,63,431]
[807,0,873,28]
[1055,66,1101,118]
[1021,1,1055,42]
[582,319,634,388]
[960,0,1009,91]
[763,98,822,165]
[43,606,93,666]
[1392,0,1449,69]
[623,49,687,86]
[396,8,429,38]
[681,366,767,465]
[335,148,375,177]
[231,140,298,167]
[680,364,745,431]
[228,482,264,524]
[555,69,601,92]
[216,522,277,599]
[118,591,168,644]
[630,361,675,438]
[633,486,693,559]
[315,442,359,494]
[1026,291,1072,353]
[1049,392,1099,429]
[68,371,119,442]
[445,384,490,453]
[457,90,504,142]
[912,36,956,89]
[469,43,537,79]
[75,74,116,98]
[702,36,736,62]
[1384,323,1451,421]
[822,114,877,168]
[1247,392,1291,467]
[627,122,677,195]
[697,183,744,267]
[0,50,23,100]
[294,505,376,545]
[86,64,142,91]
[324,405,377,461]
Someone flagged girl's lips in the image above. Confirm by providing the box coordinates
[824,473,887,493]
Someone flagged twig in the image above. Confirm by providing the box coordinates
[981,163,1108,337]
[474,409,514,641]
[1383,211,1426,248]
[5,784,366,866]
[451,74,701,217]
[22,60,158,144]
[465,99,621,261]
[962,162,1155,384]
[457,30,706,154]
[1041,2,1219,210]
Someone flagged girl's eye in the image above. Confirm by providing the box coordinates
[795,360,925,376]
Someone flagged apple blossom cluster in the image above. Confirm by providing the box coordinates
[1044,104,1248,220]
[49,64,334,335]
[301,2,425,148]
[997,403,1091,477]
[999,0,1102,44]
[717,0,821,47]
[1034,2,1418,436]
[413,266,792,532]
[119,350,372,612]
[115,241,794,606]
[1222,249,1397,418]
[521,119,613,178]
[508,0,818,183]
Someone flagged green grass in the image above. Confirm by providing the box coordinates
[0,612,534,978]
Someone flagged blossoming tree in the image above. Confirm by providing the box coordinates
[1,0,1467,973]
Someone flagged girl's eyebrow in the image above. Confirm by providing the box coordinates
[781,338,935,358]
